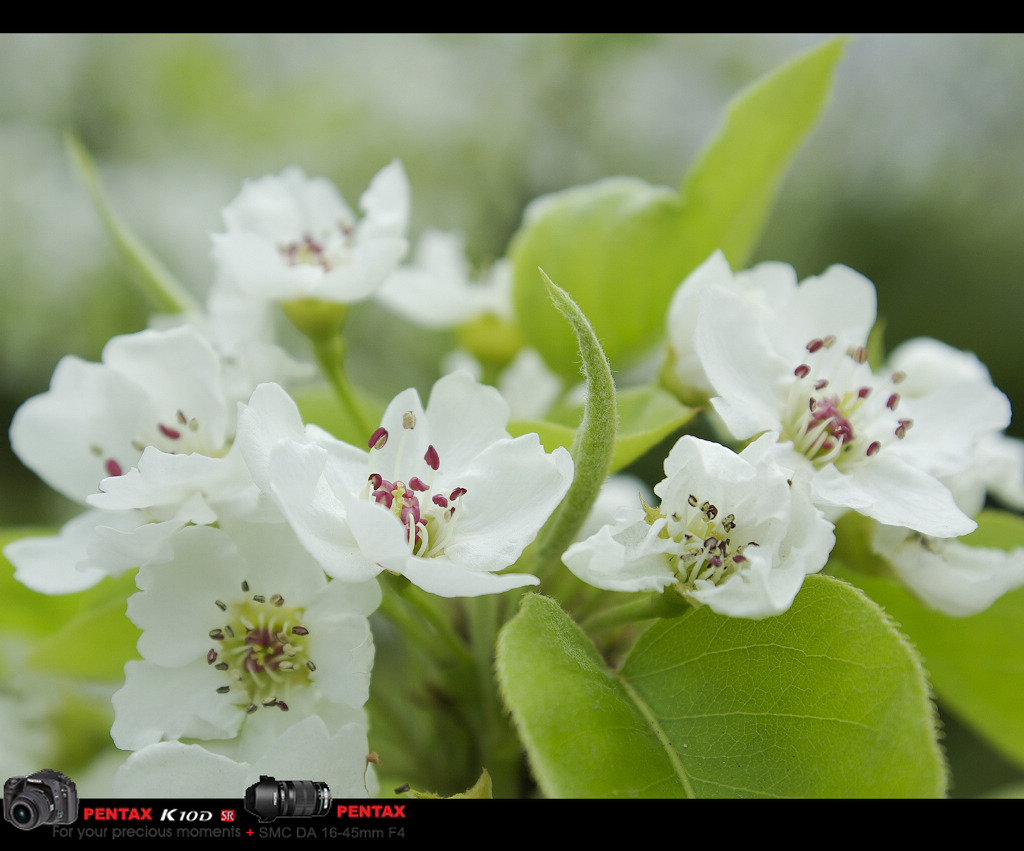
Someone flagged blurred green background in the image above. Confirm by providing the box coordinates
[2,33,1023,796]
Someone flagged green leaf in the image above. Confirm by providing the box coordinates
[509,38,846,381]
[509,386,696,474]
[65,133,199,315]
[832,509,1024,771]
[529,273,616,575]
[510,180,685,380]
[676,36,849,268]
[497,578,945,798]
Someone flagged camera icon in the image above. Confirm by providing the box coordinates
[4,770,78,831]
[244,775,331,823]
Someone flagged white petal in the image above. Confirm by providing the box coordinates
[562,512,677,592]
[111,660,243,750]
[399,557,539,597]
[358,159,410,240]
[874,523,1024,616]
[3,510,123,593]
[813,452,976,537]
[697,287,789,439]
[267,441,380,582]
[113,741,247,797]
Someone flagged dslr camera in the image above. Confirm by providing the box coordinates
[4,769,78,831]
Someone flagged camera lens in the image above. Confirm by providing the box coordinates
[12,802,35,826]
[9,789,52,831]
[244,776,331,822]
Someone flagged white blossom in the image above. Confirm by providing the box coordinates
[110,522,379,751]
[211,162,409,306]
[866,337,1024,615]
[375,228,513,329]
[5,326,259,592]
[563,434,835,619]
[238,372,573,597]
[683,252,1009,538]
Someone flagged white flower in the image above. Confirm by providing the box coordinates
[238,372,574,597]
[152,283,315,415]
[686,252,1009,538]
[111,522,379,751]
[563,434,835,619]
[442,347,563,421]
[5,325,258,592]
[666,250,874,402]
[871,523,1024,617]
[885,337,1024,514]
[113,715,376,799]
[376,228,513,329]
[865,337,1024,616]
[212,162,409,306]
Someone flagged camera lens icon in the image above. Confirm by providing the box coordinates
[244,775,331,823]
[3,770,78,831]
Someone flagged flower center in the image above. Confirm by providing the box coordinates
[90,408,225,481]
[646,494,758,588]
[782,336,912,469]
[363,416,467,559]
[207,581,314,714]
[278,224,355,272]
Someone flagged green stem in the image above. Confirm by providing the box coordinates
[312,333,372,440]
[378,573,475,672]
[66,133,199,315]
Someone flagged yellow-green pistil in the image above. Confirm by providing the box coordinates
[643,493,758,589]
[207,582,315,714]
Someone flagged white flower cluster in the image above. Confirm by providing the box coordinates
[5,163,573,795]
[566,250,1024,617]
[7,157,1023,796]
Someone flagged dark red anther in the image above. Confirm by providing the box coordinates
[887,393,900,410]
[432,494,448,508]
[408,477,429,492]
[449,487,467,501]
[158,423,181,440]
[368,427,388,450]
[866,441,881,456]
[794,364,811,379]
[424,444,439,471]
[105,458,123,477]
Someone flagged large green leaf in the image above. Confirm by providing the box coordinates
[832,509,1024,770]
[509,37,846,381]
[497,577,945,798]
[509,386,696,474]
